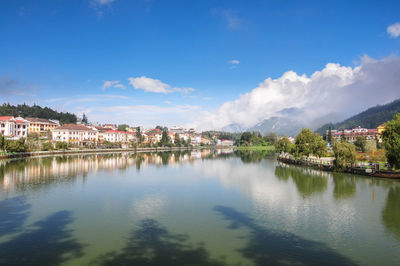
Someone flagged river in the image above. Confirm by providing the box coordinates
[0,149,399,265]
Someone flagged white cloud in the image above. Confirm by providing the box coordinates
[128,76,194,94]
[102,80,126,90]
[228,60,240,65]
[194,55,400,130]
[387,22,400,38]
[90,0,116,16]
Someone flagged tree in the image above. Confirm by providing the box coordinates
[82,113,88,124]
[41,142,53,151]
[174,133,181,146]
[354,136,367,152]
[0,134,5,151]
[55,141,68,150]
[341,130,346,142]
[382,113,400,169]
[274,137,295,154]
[118,124,129,132]
[294,128,327,158]
[332,141,356,170]
[5,138,27,153]
[239,132,253,146]
[160,130,169,146]
[327,126,332,143]
[136,127,142,144]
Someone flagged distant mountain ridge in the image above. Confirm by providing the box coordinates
[315,98,400,135]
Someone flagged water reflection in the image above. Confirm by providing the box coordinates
[92,219,226,266]
[235,150,274,163]
[332,174,356,200]
[0,150,217,193]
[214,205,357,266]
[0,208,84,266]
[0,196,30,237]
[275,164,328,198]
[382,187,400,240]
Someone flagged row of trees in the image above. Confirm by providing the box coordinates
[0,103,77,124]
[238,132,276,146]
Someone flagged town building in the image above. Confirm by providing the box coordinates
[103,130,136,143]
[24,117,59,133]
[0,116,29,139]
[52,124,98,145]
[328,126,380,143]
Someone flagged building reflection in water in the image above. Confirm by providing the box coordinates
[0,150,218,194]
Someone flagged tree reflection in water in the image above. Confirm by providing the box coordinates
[214,205,357,266]
[0,208,84,266]
[332,173,356,200]
[235,150,274,164]
[275,165,328,198]
[92,219,226,266]
[382,186,400,240]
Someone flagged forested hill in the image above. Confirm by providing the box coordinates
[315,98,400,134]
[0,103,77,124]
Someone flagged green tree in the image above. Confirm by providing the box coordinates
[274,137,295,154]
[55,141,68,150]
[41,142,53,151]
[332,141,356,170]
[5,138,27,153]
[160,130,169,146]
[0,134,5,151]
[174,133,181,146]
[118,124,129,132]
[294,128,327,158]
[312,135,327,158]
[327,126,332,143]
[354,136,367,152]
[136,127,142,144]
[382,113,400,169]
[82,113,88,124]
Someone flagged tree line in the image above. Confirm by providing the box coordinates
[0,103,77,124]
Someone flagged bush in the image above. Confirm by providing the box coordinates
[333,141,356,170]
[41,142,53,151]
[55,141,68,150]
[5,138,27,153]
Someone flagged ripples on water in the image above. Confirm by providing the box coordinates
[0,149,400,265]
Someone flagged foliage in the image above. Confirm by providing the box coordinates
[160,130,169,146]
[332,141,356,170]
[155,125,168,131]
[354,136,367,152]
[136,127,143,144]
[5,138,28,153]
[174,133,181,146]
[0,134,5,151]
[274,137,295,153]
[82,113,88,124]
[0,103,77,124]
[382,113,400,169]
[239,132,270,146]
[294,128,327,158]
[316,98,400,134]
[327,127,332,143]
[118,124,129,132]
[41,142,53,151]
[55,141,68,150]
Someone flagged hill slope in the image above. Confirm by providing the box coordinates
[0,103,77,124]
[315,99,400,134]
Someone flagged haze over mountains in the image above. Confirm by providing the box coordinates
[221,98,400,136]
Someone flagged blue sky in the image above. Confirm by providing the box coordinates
[1,0,400,129]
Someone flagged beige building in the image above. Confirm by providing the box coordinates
[25,117,59,133]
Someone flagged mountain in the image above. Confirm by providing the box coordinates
[221,123,246,133]
[248,116,304,136]
[315,98,400,135]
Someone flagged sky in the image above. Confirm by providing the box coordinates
[1,0,400,130]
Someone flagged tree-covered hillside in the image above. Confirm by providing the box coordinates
[0,103,77,124]
[316,99,400,134]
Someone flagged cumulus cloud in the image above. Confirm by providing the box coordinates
[387,22,400,38]
[102,80,126,90]
[90,0,116,16]
[194,55,400,130]
[128,76,194,94]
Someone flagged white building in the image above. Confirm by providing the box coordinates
[0,116,29,139]
[103,130,136,143]
[52,124,98,144]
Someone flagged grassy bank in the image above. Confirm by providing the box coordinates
[235,145,275,151]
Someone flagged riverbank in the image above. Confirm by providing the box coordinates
[0,146,204,160]
[235,145,275,151]
[277,154,400,179]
